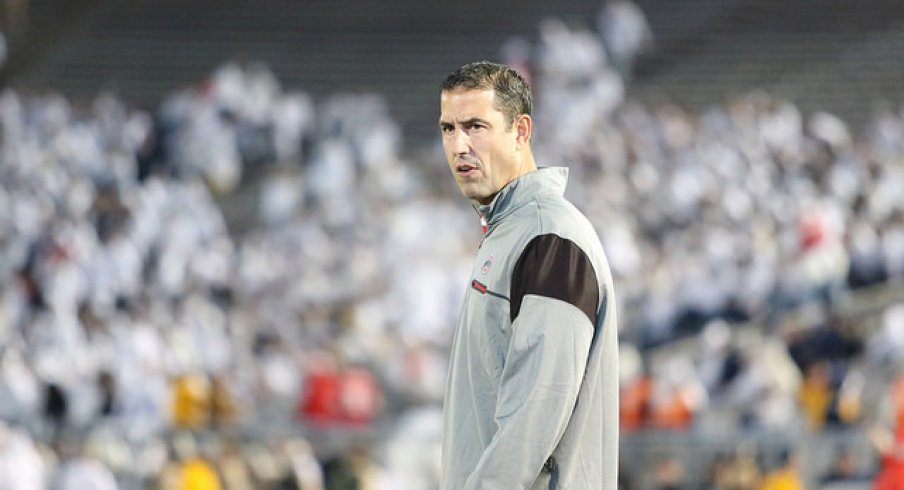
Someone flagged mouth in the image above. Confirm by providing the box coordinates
[456,161,480,178]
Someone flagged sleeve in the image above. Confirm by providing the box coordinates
[463,233,599,489]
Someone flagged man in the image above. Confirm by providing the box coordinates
[439,61,618,489]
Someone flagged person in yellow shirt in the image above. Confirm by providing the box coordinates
[798,360,832,430]
[758,448,804,490]
[157,433,224,490]
[179,457,222,490]
[171,373,212,429]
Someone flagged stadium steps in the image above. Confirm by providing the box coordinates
[0,0,106,85]
[10,0,904,142]
[630,0,904,129]
[7,0,604,145]
[769,19,904,126]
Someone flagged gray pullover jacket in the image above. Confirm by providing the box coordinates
[441,167,619,490]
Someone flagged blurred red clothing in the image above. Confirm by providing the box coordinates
[874,426,904,490]
[299,367,380,426]
[338,367,381,425]
[299,369,341,425]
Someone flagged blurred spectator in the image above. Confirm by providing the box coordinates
[648,356,707,430]
[0,349,40,425]
[171,373,212,430]
[210,372,238,429]
[618,461,638,490]
[96,371,117,417]
[818,446,871,488]
[729,338,801,429]
[277,438,325,490]
[696,321,744,397]
[214,439,254,490]
[500,36,534,86]
[0,421,47,490]
[260,165,305,227]
[710,444,761,490]
[242,442,283,488]
[51,437,119,490]
[826,367,864,428]
[786,311,862,371]
[178,456,223,490]
[297,353,382,428]
[336,366,381,427]
[321,455,356,490]
[321,445,385,490]
[42,380,68,441]
[757,448,804,490]
[619,344,652,432]
[890,370,904,431]
[846,222,888,289]
[380,407,441,490]
[868,304,904,366]
[798,360,834,430]
[651,455,686,490]
[868,424,904,490]
[597,0,652,80]
[298,352,341,427]
[165,434,223,490]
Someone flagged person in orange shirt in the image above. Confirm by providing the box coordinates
[620,376,651,431]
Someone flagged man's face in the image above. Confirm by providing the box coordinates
[440,88,521,205]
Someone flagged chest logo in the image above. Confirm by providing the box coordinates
[481,255,494,274]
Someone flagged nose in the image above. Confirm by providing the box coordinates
[449,128,471,156]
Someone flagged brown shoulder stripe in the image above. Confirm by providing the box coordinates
[510,234,599,326]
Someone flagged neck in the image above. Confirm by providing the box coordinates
[518,149,538,177]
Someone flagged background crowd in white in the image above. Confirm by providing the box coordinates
[0,1,903,488]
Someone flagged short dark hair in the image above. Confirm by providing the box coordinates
[441,61,532,127]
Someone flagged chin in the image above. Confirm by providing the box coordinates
[461,189,487,203]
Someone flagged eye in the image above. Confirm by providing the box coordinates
[440,125,454,135]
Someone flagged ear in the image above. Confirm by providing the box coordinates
[514,114,532,148]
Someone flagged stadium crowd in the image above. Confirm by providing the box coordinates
[0,1,904,489]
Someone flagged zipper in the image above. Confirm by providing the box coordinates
[470,279,509,301]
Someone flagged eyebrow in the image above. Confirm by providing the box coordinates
[439,117,491,127]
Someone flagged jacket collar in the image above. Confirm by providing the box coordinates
[475,167,569,230]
